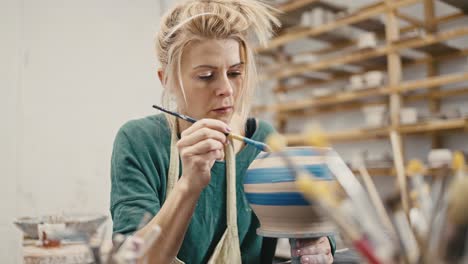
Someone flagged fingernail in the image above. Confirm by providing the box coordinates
[296,249,301,256]
[225,127,232,132]
[304,257,310,263]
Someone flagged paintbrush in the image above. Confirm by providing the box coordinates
[303,126,396,262]
[386,193,420,264]
[406,160,432,223]
[265,133,385,264]
[152,104,271,152]
[295,175,383,264]
[441,153,468,262]
[353,156,398,240]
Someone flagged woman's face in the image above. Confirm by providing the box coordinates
[176,38,244,124]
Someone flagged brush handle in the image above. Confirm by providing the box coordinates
[152,105,270,152]
[230,134,270,152]
[353,238,382,264]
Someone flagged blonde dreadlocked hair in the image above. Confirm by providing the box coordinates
[156,0,280,128]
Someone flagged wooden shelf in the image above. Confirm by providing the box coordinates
[285,118,468,145]
[265,26,468,80]
[252,86,468,117]
[256,0,422,53]
[256,72,468,113]
[267,48,468,94]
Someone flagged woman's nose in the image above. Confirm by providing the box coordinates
[215,75,234,97]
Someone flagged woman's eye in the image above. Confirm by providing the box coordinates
[228,71,242,78]
[198,73,214,80]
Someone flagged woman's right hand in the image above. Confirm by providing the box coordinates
[176,119,231,193]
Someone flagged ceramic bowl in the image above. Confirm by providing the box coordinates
[365,71,385,88]
[244,147,336,238]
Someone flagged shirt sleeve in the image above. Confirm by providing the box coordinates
[110,127,161,235]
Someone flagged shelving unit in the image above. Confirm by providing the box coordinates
[255,0,468,178]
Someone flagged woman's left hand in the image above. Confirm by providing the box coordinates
[293,237,333,264]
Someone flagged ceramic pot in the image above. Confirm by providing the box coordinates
[244,147,336,238]
[365,71,385,88]
[362,105,387,127]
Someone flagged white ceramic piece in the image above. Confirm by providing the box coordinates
[358,33,377,49]
[362,105,387,127]
[365,71,385,88]
[400,108,418,124]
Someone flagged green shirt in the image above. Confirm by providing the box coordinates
[110,114,277,263]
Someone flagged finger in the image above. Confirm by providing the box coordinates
[181,118,231,138]
[177,127,227,148]
[180,139,224,157]
[297,246,330,256]
[300,254,329,264]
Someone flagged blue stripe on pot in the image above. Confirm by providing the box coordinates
[245,192,311,206]
[245,165,333,184]
[256,148,321,159]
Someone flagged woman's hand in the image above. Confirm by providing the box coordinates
[176,118,231,192]
[293,237,333,264]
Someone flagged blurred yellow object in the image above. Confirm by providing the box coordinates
[406,159,426,176]
[452,151,465,171]
[296,173,339,207]
[265,133,287,152]
[304,124,329,147]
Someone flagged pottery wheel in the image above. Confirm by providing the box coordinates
[257,228,335,239]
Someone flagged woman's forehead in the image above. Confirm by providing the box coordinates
[183,39,241,68]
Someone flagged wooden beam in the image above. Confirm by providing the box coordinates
[424,0,442,148]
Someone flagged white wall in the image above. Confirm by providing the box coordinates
[1,0,162,262]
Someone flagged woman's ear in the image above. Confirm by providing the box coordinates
[157,69,165,86]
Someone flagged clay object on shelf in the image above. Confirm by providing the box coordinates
[357,32,377,50]
[364,71,386,88]
[428,149,453,169]
[244,147,336,238]
[362,105,387,127]
[347,75,365,91]
[400,107,419,124]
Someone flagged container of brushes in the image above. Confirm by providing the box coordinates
[244,147,336,238]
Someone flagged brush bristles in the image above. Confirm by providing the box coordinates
[452,151,466,171]
[448,177,468,225]
[304,124,329,147]
[296,173,339,207]
[406,159,426,176]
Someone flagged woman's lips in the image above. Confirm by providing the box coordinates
[212,106,233,114]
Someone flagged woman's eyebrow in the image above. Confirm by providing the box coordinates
[230,62,244,68]
[193,62,244,70]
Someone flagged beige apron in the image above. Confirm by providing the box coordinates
[166,116,242,264]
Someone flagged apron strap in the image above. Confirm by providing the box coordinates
[164,115,241,263]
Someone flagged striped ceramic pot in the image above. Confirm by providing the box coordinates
[244,147,336,238]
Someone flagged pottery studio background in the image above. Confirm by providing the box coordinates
[1,0,468,263]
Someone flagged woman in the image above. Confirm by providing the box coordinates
[110,0,335,263]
